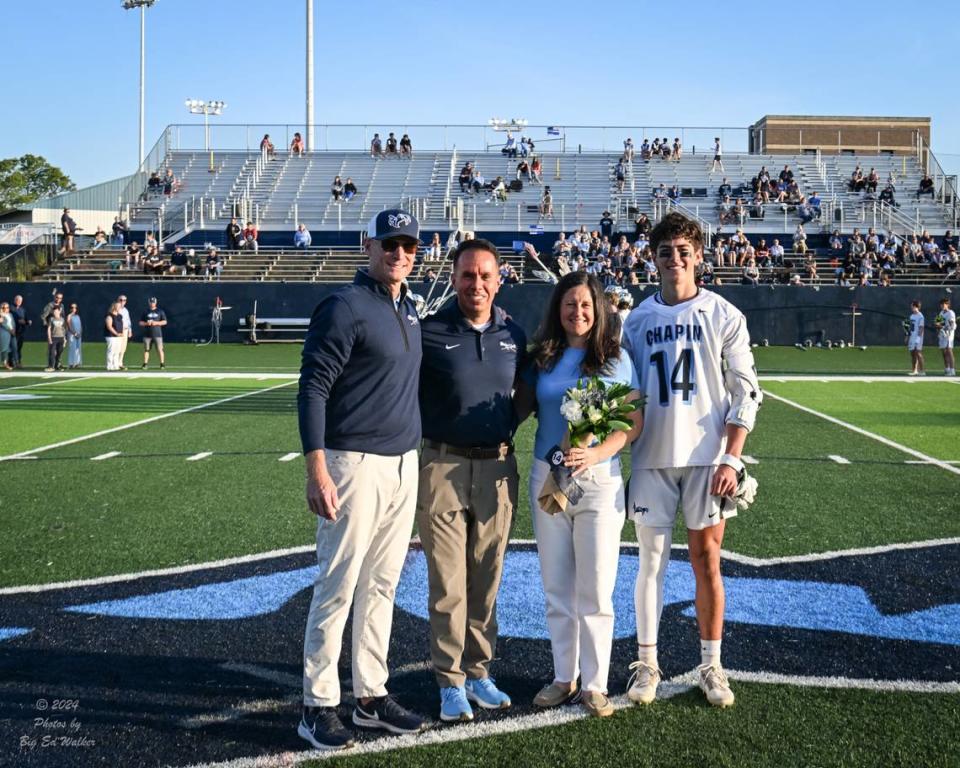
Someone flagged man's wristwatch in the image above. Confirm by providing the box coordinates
[718,453,744,473]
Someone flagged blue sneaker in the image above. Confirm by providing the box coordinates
[465,677,512,710]
[440,686,474,722]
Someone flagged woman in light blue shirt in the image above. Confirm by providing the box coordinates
[520,271,642,718]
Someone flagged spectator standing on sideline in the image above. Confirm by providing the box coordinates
[140,297,167,370]
[66,303,83,369]
[104,301,124,371]
[294,224,312,249]
[296,209,428,751]
[417,238,527,723]
[225,218,242,250]
[118,295,132,371]
[44,306,67,372]
[41,292,64,329]
[0,302,14,370]
[11,295,30,367]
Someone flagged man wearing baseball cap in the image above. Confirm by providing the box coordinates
[297,208,428,750]
[139,297,167,370]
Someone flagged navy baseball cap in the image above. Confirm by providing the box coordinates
[366,209,420,243]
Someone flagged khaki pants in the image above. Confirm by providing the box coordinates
[416,444,517,688]
[302,449,417,707]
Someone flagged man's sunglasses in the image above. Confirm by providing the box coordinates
[380,238,418,254]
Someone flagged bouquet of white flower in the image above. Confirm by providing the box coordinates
[560,377,641,448]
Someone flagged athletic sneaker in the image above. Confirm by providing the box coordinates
[352,695,428,734]
[297,706,354,751]
[581,690,614,717]
[141,364,148,370]
[533,682,580,708]
[160,364,166,369]
[698,663,735,707]
[465,677,511,710]
[439,686,473,722]
[626,660,661,705]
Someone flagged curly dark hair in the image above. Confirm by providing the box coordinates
[531,271,620,375]
[649,211,704,254]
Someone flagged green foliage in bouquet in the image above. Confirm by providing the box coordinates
[560,376,643,448]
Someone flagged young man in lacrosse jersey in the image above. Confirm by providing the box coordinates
[906,300,926,376]
[935,297,955,376]
[620,212,762,708]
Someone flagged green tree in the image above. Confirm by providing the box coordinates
[0,154,76,210]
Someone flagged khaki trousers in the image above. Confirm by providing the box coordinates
[302,448,417,707]
[416,445,517,688]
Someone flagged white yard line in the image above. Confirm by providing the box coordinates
[0,375,95,392]
[827,455,851,464]
[721,669,960,695]
[4,535,959,596]
[91,451,121,461]
[187,452,213,462]
[0,380,295,464]
[762,390,960,477]
[741,455,759,465]
[278,452,300,462]
[905,460,960,465]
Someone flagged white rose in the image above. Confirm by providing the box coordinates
[560,399,583,424]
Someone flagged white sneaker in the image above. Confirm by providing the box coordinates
[698,663,735,707]
[626,660,661,705]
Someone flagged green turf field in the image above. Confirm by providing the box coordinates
[1,346,957,768]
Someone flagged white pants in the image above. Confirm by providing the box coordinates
[303,449,418,707]
[105,336,123,370]
[529,459,624,693]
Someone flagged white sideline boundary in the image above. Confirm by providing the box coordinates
[763,390,960,477]
[0,380,295,463]
[175,665,958,768]
[3,536,959,596]
[0,375,95,391]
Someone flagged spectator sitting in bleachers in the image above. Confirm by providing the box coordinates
[144,231,158,250]
[502,132,517,158]
[717,177,732,198]
[750,193,765,220]
[241,221,259,252]
[916,174,935,199]
[700,259,715,286]
[848,232,866,261]
[828,230,843,258]
[667,185,681,202]
[225,218,241,250]
[426,232,442,261]
[471,168,486,195]
[500,262,520,284]
[517,159,532,182]
[866,168,879,193]
[125,242,141,270]
[907,235,923,263]
[944,246,958,276]
[640,139,651,160]
[755,239,770,268]
[623,137,635,162]
[294,223,311,249]
[459,162,473,193]
[769,238,785,267]
[205,248,223,280]
[491,176,507,204]
[653,183,668,200]
[642,251,658,283]
[660,138,671,160]
[733,198,746,225]
[651,138,662,157]
[170,245,188,276]
[805,258,818,283]
[634,212,651,239]
[147,171,162,194]
[290,132,305,157]
[331,175,344,202]
[742,258,760,286]
[849,165,865,192]
[370,133,382,157]
[878,271,892,287]
[399,133,413,157]
[142,246,165,275]
[793,224,808,255]
[879,184,898,207]
[260,134,276,158]
[865,228,880,253]
[343,177,358,201]
[713,238,728,267]
[163,169,178,196]
[808,190,822,216]
[188,249,203,276]
[92,226,109,250]
[943,230,958,252]
[798,200,816,224]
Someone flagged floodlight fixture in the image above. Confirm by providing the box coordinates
[488,117,529,132]
[185,100,228,171]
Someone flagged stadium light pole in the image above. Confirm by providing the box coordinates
[185,100,227,173]
[306,0,315,152]
[122,0,157,170]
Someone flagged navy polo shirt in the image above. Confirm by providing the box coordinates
[419,301,527,447]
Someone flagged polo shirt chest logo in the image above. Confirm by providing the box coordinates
[499,341,517,352]
[406,314,418,326]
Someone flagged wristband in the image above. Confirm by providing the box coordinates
[719,453,744,473]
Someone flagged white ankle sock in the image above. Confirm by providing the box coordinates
[638,644,658,668]
[701,639,722,668]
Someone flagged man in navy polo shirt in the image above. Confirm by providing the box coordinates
[139,297,167,370]
[297,208,428,751]
[417,238,527,723]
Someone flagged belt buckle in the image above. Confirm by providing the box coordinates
[465,447,483,459]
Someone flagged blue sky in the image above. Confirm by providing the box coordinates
[4,0,959,188]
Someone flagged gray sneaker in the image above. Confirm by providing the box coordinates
[698,664,735,707]
[626,660,661,705]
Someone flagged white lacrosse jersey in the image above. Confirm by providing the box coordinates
[909,311,925,342]
[939,309,956,338]
[622,289,755,469]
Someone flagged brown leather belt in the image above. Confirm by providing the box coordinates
[423,439,514,460]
